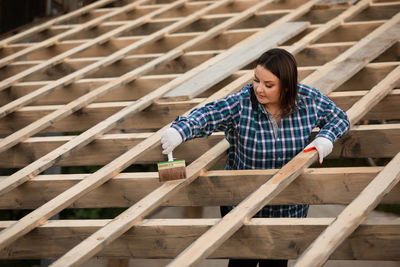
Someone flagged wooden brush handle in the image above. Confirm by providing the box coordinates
[168,152,174,162]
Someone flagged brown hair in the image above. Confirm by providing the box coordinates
[253,48,298,117]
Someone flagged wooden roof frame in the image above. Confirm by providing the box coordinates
[0,0,399,265]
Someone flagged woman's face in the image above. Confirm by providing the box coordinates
[253,65,281,109]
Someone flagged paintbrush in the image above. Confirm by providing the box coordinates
[158,151,187,182]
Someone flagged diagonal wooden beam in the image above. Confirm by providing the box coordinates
[293,153,400,267]
[166,14,400,267]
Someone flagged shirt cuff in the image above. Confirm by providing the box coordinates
[171,116,192,141]
[316,131,336,144]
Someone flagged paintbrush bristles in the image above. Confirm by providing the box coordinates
[158,160,187,182]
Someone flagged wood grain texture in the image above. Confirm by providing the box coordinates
[294,153,400,266]
[0,217,399,260]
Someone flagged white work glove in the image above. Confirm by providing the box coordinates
[161,127,183,155]
[303,137,333,164]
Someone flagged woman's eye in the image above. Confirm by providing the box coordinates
[253,79,259,83]
[266,84,272,88]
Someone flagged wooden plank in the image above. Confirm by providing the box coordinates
[0,0,151,69]
[0,0,186,91]
[0,217,399,260]
[0,0,117,48]
[0,123,399,167]
[0,0,234,155]
[167,14,400,267]
[3,167,400,209]
[293,152,400,266]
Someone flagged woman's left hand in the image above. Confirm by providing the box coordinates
[304,137,333,164]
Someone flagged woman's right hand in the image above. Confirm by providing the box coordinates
[161,127,183,155]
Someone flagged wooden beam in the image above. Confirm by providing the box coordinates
[294,153,400,266]
[0,218,400,261]
[2,167,400,209]
[166,14,400,266]
[0,123,398,167]
[0,217,399,260]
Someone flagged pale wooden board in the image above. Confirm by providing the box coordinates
[163,22,308,99]
[293,152,400,266]
[0,218,399,260]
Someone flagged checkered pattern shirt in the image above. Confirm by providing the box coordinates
[171,83,350,218]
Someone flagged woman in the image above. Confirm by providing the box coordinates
[161,48,350,267]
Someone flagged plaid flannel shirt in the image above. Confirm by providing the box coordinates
[172,83,350,218]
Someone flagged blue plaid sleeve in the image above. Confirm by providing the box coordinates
[299,84,350,143]
[171,88,245,141]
